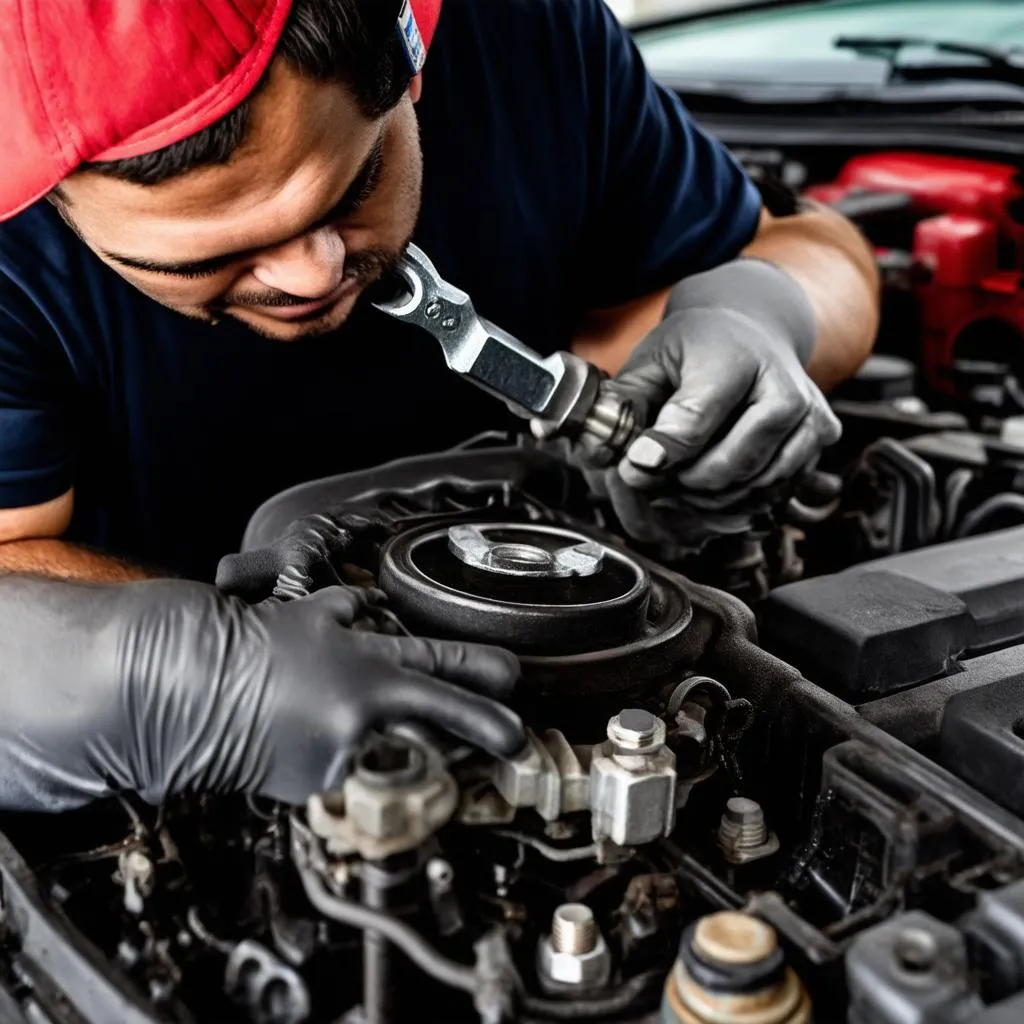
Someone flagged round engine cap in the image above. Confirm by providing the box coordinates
[378,522,651,656]
[692,912,778,967]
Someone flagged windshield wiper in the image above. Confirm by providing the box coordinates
[836,35,1022,65]
[835,35,1024,87]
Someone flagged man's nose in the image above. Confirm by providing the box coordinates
[252,228,346,299]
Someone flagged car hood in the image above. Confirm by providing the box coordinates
[637,0,1024,86]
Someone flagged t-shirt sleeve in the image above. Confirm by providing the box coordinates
[0,278,74,508]
[569,0,762,308]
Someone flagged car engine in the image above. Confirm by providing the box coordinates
[3,148,1024,1024]
[3,416,1024,1024]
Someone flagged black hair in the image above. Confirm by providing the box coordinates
[82,0,412,187]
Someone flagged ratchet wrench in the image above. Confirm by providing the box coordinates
[372,244,640,466]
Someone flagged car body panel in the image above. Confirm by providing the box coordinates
[636,0,1024,84]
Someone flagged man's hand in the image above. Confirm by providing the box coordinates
[0,577,526,811]
[609,259,842,511]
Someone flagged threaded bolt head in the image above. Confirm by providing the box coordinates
[551,904,597,954]
[426,858,454,891]
[895,927,939,973]
[608,709,663,752]
[717,797,780,865]
[725,797,768,842]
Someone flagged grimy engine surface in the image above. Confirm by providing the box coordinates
[4,438,1024,1024]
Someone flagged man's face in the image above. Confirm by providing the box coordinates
[58,60,423,340]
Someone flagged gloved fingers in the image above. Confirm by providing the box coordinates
[619,367,758,488]
[796,468,843,503]
[216,549,284,600]
[582,466,611,500]
[363,633,521,700]
[669,452,812,512]
[743,407,840,493]
[376,672,527,760]
[602,472,671,545]
[673,382,806,492]
[671,395,839,511]
[661,485,773,513]
[603,474,754,556]
[296,585,378,626]
[610,325,680,409]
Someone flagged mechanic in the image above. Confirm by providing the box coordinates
[0,0,878,812]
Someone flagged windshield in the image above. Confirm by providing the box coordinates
[635,0,1024,84]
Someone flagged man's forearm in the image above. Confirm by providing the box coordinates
[0,539,151,581]
[743,204,879,392]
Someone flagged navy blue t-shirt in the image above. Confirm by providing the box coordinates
[0,0,760,580]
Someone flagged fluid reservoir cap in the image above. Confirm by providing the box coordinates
[692,912,778,967]
[670,912,810,1024]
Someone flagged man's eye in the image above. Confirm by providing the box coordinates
[141,263,231,281]
[175,268,226,280]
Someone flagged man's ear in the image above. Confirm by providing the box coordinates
[409,73,424,103]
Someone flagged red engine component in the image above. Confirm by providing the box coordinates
[806,153,1024,398]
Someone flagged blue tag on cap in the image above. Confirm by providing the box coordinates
[397,0,426,75]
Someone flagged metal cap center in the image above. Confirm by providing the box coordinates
[448,524,605,579]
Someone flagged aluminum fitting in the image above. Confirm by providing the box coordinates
[607,709,665,756]
[537,904,612,993]
[307,734,457,860]
[591,710,677,848]
[448,524,604,579]
[717,797,780,865]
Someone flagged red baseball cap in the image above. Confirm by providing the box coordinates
[0,0,442,223]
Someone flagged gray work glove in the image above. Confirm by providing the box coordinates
[0,577,525,812]
[612,259,842,511]
[584,467,766,561]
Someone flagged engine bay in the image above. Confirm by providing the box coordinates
[3,145,1024,1024]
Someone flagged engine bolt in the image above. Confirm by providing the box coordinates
[427,858,454,890]
[538,904,611,993]
[723,797,767,844]
[895,927,939,973]
[608,708,661,751]
[123,850,154,886]
[717,797,780,865]
[551,904,597,955]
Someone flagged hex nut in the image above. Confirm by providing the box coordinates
[538,933,612,992]
[307,745,458,860]
[344,772,453,840]
[492,737,545,809]
[590,745,677,847]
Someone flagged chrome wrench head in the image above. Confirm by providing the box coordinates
[372,243,639,463]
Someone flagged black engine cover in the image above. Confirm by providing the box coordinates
[761,527,1024,699]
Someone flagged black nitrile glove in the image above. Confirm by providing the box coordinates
[611,259,842,512]
[0,577,525,812]
[217,512,380,602]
